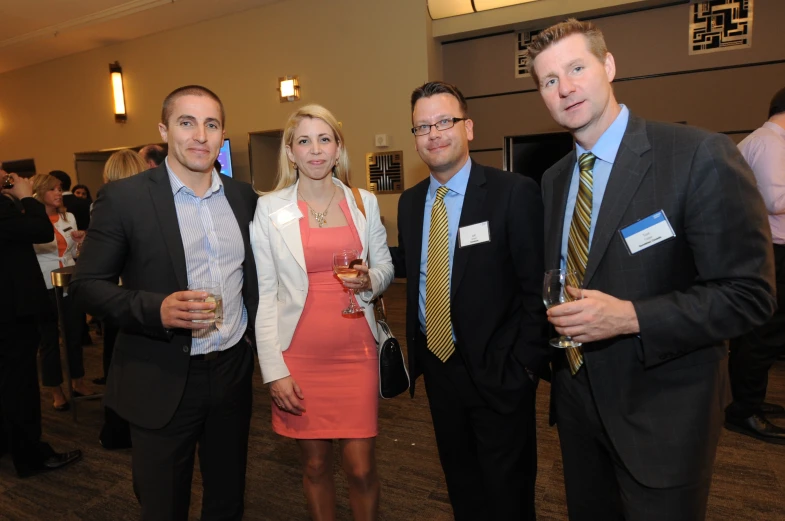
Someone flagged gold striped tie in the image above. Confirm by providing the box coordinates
[426,186,455,362]
[565,152,596,375]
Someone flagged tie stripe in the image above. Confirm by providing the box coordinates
[426,186,455,362]
[565,152,596,375]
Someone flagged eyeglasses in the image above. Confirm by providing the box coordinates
[411,117,467,136]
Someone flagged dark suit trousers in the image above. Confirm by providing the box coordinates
[727,243,785,419]
[0,316,56,475]
[129,341,253,521]
[553,357,712,521]
[417,332,537,521]
[38,289,85,387]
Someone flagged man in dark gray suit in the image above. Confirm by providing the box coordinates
[528,19,776,521]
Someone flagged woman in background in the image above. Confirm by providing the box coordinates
[31,173,90,410]
[72,184,92,202]
[251,104,393,521]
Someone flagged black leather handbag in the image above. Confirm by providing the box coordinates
[351,187,410,399]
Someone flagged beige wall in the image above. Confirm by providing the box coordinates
[443,2,785,168]
[0,0,434,246]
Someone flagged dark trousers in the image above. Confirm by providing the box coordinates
[0,316,56,475]
[417,332,537,521]
[38,288,85,387]
[102,320,118,379]
[99,321,130,448]
[553,361,712,521]
[129,341,253,521]
[727,243,785,419]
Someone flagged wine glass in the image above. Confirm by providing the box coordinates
[543,268,584,348]
[333,249,362,315]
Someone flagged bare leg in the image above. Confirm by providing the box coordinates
[339,438,379,521]
[298,439,336,521]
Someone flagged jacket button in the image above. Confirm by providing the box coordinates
[183,346,189,353]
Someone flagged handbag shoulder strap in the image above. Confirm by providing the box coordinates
[350,186,387,321]
[351,187,366,219]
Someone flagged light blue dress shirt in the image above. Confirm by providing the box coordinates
[166,158,247,355]
[418,158,472,335]
[560,105,630,269]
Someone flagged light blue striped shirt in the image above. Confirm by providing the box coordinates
[166,158,247,355]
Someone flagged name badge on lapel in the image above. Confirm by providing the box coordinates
[458,221,490,247]
[269,203,303,230]
[619,210,675,254]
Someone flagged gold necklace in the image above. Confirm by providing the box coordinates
[299,186,337,228]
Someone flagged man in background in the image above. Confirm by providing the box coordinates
[726,86,785,443]
[138,144,166,169]
[0,170,82,478]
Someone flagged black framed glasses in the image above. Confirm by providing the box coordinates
[411,117,467,136]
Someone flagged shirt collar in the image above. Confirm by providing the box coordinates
[763,121,785,139]
[165,156,223,197]
[428,157,472,198]
[576,104,630,164]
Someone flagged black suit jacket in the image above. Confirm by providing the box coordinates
[542,114,776,488]
[63,193,91,231]
[70,165,259,429]
[397,161,549,415]
[0,196,53,322]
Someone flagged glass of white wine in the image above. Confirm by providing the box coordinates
[188,280,223,325]
[333,249,362,316]
[543,268,583,348]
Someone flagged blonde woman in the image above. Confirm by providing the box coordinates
[251,105,393,521]
[31,174,90,410]
[104,149,148,183]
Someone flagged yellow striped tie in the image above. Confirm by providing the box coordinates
[565,152,596,375]
[426,186,455,362]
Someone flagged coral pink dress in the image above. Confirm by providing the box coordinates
[272,199,379,439]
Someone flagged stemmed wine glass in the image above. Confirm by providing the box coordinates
[543,268,584,348]
[333,249,362,315]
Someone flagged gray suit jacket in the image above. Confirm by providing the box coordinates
[542,113,776,488]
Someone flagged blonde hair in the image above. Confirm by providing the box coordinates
[104,149,148,183]
[32,174,67,220]
[273,104,350,192]
[527,18,608,87]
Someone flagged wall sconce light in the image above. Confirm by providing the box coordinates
[110,61,127,123]
[278,76,300,102]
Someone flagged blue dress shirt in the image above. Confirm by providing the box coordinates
[560,105,630,269]
[418,158,472,336]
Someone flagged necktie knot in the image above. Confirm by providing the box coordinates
[435,186,449,202]
[579,152,596,173]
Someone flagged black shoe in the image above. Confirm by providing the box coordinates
[725,414,785,444]
[761,402,785,416]
[92,377,107,385]
[17,450,82,478]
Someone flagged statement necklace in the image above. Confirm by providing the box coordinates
[299,186,337,228]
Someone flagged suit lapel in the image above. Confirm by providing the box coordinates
[545,155,575,270]
[147,165,188,290]
[274,183,307,273]
[222,175,252,258]
[408,179,429,284]
[583,114,652,287]
[451,163,487,299]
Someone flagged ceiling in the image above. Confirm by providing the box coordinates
[0,0,284,75]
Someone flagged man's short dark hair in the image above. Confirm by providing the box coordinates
[161,85,225,128]
[410,81,469,117]
[769,87,785,118]
[139,144,167,166]
[48,170,71,191]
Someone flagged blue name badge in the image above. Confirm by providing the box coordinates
[619,210,676,254]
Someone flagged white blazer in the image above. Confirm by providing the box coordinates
[33,212,78,290]
[250,178,394,384]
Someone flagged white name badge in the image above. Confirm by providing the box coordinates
[619,210,676,254]
[458,221,491,247]
[269,203,303,230]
